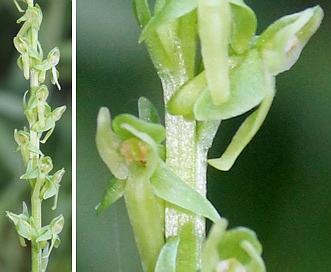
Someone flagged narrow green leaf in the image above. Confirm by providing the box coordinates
[155,236,179,272]
[95,178,126,215]
[208,74,275,171]
[139,0,198,42]
[194,49,265,121]
[113,114,165,144]
[138,96,161,124]
[151,161,220,222]
[198,0,231,105]
[96,107,129,180]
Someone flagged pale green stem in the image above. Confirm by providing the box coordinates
[162,74,206,271]
[29,2,42,270]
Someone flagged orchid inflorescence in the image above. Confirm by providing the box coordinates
[6,1,65,271]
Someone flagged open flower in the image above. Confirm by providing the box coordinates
[95,98,221,271]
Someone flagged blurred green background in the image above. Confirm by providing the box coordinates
[77,0,331,271]
[0,1,72,271]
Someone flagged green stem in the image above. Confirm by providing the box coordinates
[162,75,205,271]
[142,9,211,270]
[29,5,42,270]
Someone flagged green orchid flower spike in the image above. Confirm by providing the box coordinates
[96,98,220,272]
[7,1,65,271]
[167,5,323,171]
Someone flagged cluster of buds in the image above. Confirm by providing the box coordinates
[6,1,65,270]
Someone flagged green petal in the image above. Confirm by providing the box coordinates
[151,161,220,222]
[229,0,257,54]
[112,114,165,144]
[155,236,179,272]
[257,6,323,75]
[96,107,129,180]
[208,74,275,171]
[198,0,231,105]
[194,49,266,121]
[95,178,126,215]
[139,0,198,42]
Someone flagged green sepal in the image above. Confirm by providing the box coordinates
[229,0,257,54]
[138,96,161,124]
[194,49,266,121]
[139,0,198,42]
[133,0,152,28]
[155,236,179,272]
[113,114,165,144]
[198,0,231,105]
[96,107,129,180]
[208,73,275,171]
[95,178,126,215]
[256,6,323,76]
[151,161,220,222]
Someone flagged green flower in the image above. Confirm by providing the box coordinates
[201,219,265,272]
[95,98,220,271]
[6,202,35,247]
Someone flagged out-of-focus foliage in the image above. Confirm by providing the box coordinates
[0,1,72,271]
[77,0,330,271]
